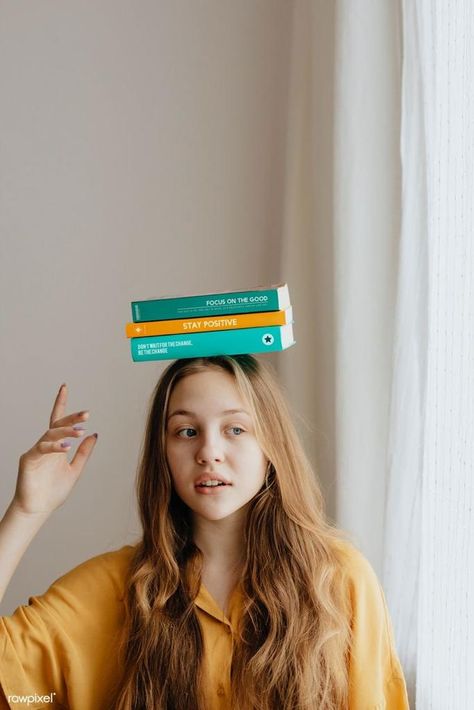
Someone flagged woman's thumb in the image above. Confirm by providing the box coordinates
[70,433,98,477]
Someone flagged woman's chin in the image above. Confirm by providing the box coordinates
[191,502,249,523]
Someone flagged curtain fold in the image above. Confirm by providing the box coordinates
[280,0,402,571]
[331,1,402,574]
[382,2,427,703]
[279,0,338,518]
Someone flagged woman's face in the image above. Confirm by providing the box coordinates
[165,368,268,521]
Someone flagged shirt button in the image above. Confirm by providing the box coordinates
[217,684,225,697]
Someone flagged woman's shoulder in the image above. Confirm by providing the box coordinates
[331,537,378,575]
[44,543,138,603]
[330,537,386,601]
[331,538,401,663]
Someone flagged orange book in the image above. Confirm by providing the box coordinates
[125,307,293,338]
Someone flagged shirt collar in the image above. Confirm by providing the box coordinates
[195,580,244,630]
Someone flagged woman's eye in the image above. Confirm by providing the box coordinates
[177,428,197,438]
[175,426,245,438]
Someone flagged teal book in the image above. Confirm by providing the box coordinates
[131,283,290,323]
[130,324,295,362]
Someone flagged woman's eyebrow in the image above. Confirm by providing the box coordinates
[167,408,251,420]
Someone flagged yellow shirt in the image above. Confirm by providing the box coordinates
[0,542,409,709]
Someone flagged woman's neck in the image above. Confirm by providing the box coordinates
[192,508,246,572]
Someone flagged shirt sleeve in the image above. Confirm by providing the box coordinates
[0,586,69,709]
[0,546,133,710]
[342,544,410,710]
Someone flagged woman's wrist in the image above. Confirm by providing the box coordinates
[6,498,53,522]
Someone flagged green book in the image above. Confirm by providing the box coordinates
[130,324,295,362]
[131,283,290,323]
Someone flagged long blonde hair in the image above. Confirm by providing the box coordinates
[113,355,352,709]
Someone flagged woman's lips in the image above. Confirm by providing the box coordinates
[194,474,231,486]
[194,484,231,495]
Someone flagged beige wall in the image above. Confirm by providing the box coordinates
[0,1,293,614]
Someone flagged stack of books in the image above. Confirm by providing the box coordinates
[125,283,295,362]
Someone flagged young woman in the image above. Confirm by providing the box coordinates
[0,355,409,709]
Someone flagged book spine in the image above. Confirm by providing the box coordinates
[125,307,293,338]
[132,287,286,322]
[130,325,294,362]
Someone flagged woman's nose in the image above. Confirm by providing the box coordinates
[195,433,224,464]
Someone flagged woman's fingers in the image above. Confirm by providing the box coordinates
[38,425,87,444]
[53,410,90,429]
[29,385,98,474]
[23,426,88,463]
[35,440,75,454]
[49,383,68,428]
[70,434,98,477]
[48,384,90,430]
[23,426,98,468]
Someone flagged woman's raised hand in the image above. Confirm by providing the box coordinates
[11,384,98,517]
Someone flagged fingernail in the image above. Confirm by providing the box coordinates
[93,433,98,439]
[61,441,71,448]
[73,425,85,431]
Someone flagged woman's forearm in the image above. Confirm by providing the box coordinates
[0,501,50,604]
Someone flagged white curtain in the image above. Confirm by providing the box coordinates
[402,2,474,707]
[280,1,474,707]
[382,1,474,705]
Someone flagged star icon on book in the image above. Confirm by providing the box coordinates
[262,334,274,345]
